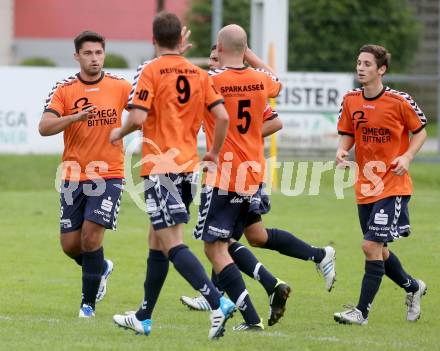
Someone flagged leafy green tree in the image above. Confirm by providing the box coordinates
[289,0,421,72]
[20,57,56,67]
[104,53,129,68]
[186,0,421,73]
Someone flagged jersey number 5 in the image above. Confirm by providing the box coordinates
[237,99,251,134]
[176,75,190,104]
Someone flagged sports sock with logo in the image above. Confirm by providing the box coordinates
[264,228,326,263]
[228,241,277,295]
[357,260,385,318]
[82,247,104,309]
[384,251,419,293]
[136,249,169,321]
[217,263,260,325]
[168,244,221,310]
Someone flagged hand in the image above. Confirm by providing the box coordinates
[179,26,193,55]
[336,148,350,168]
[73,105,96,122]
[202,150,218,172]
[109,128,122,145]
[391,154,411,176]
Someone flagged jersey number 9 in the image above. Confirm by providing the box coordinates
[176,75,190,104]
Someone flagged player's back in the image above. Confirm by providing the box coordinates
[129,55,222,176]
[205,67,281,194]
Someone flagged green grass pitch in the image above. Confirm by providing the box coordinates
[0,155,439,351]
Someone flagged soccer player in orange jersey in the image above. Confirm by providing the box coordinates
[39,31,132,318]
[334,44,428,325]
[109,12,235,339]
[181,45,336,328]
[191,24,282,331]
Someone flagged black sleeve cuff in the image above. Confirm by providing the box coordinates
[43,108,61,118]
[338,131,355,137]
[412,124,426,134]
[127,104,149,112]
[265,113,279,121]
[207,99,224,111]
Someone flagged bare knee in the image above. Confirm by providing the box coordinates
[81,232,102,252]
[382,246,390,260]
[204,241,232,273]
[247,236,264,247]
[245,226,267,247]
[60,231,81,257]
[61,241,80,258]
[361,240,383,260]
[81,221,105,252]
[361,241,372,255]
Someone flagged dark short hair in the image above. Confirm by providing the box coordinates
[74,31,105,53]
[153,12,182,49]
[359,44,391,70]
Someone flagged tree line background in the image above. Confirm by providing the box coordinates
[186,0,421,73]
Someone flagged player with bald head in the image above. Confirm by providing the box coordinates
[194,24,282,331]
[217,24,248,55]
[182,43,336,327]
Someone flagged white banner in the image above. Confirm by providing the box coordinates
[275,72,354,149]
[276,72,353,111]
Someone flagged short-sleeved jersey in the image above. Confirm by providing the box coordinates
[337,86,427,204]
[203,67,281,194]
[128,54,223,176]
[44,72,132,181]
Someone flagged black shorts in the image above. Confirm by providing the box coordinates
[357,195,411,243]
[193,186,251,243]
[144,173,197,230]
[60,178,124,233]
[245,183,271,227]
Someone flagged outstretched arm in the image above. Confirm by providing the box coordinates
[109,108,147,145]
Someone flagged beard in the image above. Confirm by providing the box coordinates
[84,65,102,76]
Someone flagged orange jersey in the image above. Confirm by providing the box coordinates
[44,72,131,181]
[128,55,223,176]
[338,87,427,204]
[204,67,281,194]
[203,103,276,183]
